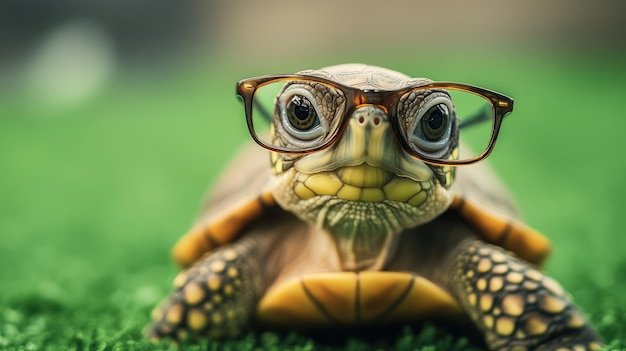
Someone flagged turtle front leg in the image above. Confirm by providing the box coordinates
[449,240,603,351]
[146,240,261,341]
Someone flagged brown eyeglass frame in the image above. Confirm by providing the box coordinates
[236,74,514,166]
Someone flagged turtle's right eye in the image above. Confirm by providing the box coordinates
[278,88,326,142]
[286,95,319,131]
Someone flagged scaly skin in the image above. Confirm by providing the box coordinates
[147,243,261,341]
[450,240,603,351]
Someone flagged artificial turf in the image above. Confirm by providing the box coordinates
[1,51,625,350]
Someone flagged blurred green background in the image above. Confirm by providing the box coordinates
[1,1,625,350]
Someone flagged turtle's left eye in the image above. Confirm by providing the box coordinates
[286,95,319,131]
[408,97,454,156]
[278,88,326,143]
[420,104,449,141]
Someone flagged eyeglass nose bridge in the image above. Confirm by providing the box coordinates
[354,89,391,106]
[346,90,397,128]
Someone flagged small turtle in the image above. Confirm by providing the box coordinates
[146,64,603,350]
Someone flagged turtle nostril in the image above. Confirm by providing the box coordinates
[352,107,387,127]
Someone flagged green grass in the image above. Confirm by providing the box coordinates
[1,51,626,350]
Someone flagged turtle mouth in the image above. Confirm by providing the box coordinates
[294,154,433,183]
[335,164,394,188]
[292,164,432,205]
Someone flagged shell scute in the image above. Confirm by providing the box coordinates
[256,272,464,326]
[450,195,551,267]
[172,191,275,267]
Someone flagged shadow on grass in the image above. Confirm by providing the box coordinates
[183,323,485,351]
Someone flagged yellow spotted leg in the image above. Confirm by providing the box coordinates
[450,240,603,351]
[146,243,260,341]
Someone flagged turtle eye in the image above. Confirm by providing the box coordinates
[286,95,319,131]
[278,88,326,143]
[420,104,449,141]
[408,97,454,156]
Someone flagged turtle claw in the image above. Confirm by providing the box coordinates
[146,246,259,341]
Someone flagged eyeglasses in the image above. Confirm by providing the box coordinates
[236,74,514,166]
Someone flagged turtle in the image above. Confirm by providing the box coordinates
[146,64,603,350]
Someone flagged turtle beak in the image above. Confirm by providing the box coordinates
[294,105,432,182]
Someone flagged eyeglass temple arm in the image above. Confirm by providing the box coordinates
[253,99,273,122]
[458,105,492,129]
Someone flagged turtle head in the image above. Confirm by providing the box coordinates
[264,64,459,269]
[238,63,513,269]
